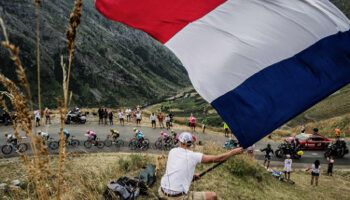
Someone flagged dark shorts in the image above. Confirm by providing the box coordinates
[311,172,319,177]
[119,118,124,121]
[36,118,40,122]
[151,120,156,124]
[264,156,271,161]
[136,119,141,122]
[284,171,290,174]
[190,123,196,127]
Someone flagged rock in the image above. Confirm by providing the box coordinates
[11,180,20,186]
[0,183,7,190]
[9,185,21,191]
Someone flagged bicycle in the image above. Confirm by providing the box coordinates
[104,135,124,148]
[84,137,104,149]
[155,136,173,150]
[48,136,80,150]
[1,142,28,154]
[128,137,149,151]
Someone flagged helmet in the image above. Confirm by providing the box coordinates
[297,150,304,156]
[63,129,68,134]
[4,132,8,136]
[160,131,164,135]
[133,128,137,131]
[171,130,174,133]
[313,128,318,133]
[86,130,90,134]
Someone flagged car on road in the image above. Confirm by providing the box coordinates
[285,133,333,150]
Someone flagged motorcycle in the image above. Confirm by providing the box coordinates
[65,108,86,124]
[275,142,303,159]
[324,140,349,158]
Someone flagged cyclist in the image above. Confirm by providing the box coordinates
[136,129,144,145]
[110,128,120,142]
[86,130,97,145]
[5,132,17,146]
[160,131,170,143]
[63,129,70,141]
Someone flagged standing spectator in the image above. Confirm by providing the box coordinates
[335,128,341,139]
[300,125,306,133]
[224,122,229,137]
[45,107,51,125]
[311,160,321,186]
[169,112,174,127]
[150,113,156,128]
[261,144,274,169]
[104,109,108,125]
[34,110,40,127]
[202,118,207,133]
[313,128,319,135]
[98,108,103,125]
[118,110,124,126]
[137,104,141,112]
[158,113,165,129]
[189,114,196,132]
[165,115,171,130]
[125,108,131,122]
[136,112,142,127]
[247,144,255,158]
[284,155,292,180]
[108,110,113,125]
[327,156,334,176]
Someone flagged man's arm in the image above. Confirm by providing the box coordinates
[201,147,243,163]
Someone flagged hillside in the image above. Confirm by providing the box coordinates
[0,0,190,108]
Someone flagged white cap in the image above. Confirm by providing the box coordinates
[286,154,291,158]
[178,132,193,143]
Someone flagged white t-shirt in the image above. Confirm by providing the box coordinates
[136,113,141,119]
[41,132,49,137]
[126,109,131,115]
[312,164,321,173]
[34,110,40,119]
[118,112,124,119]
[150,115,156,121]
[165,116,170,122]
[161,147,203,193]
[284,159,292,172]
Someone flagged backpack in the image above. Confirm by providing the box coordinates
[137,164,156,194]
[104,177,140,200]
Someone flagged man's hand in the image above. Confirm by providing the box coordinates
[231,147,243,155]
[193,173,200,181]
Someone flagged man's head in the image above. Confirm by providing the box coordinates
[178,132,193,148]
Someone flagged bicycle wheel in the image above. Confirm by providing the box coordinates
[104,139,112,147]
[155,140,162,149]
[129,139,138,150]
[71,139,80,147]
[84,141,92,149]
[18,143,28,152]
[116,140,124,148]
[1,145,12,155]
[49,141,59,150]
[142,139,150,151]
[97,141,105,149]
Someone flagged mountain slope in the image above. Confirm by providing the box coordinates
[0,0,190,108]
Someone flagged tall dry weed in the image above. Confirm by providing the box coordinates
[0,0,83,199]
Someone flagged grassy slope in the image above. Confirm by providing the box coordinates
[1,146,350,200]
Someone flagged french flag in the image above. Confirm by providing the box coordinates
[95,0,350,148]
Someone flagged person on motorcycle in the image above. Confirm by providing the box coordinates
[110,128,120,142]
[63,129,70,141]
[313,128,319,136]
[335,128,341,139]
[86,130,97,145]
[261,144,274,169]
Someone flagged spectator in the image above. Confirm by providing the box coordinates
[158,113,165,129]
[301,125,305,133]
[327,156,334,176]
[34,110,40,127]
[313,128,319,135]
[261,144,274,169]
[125,108,131,122]
[169,112,174,127]
[118,110,124,126]
[202,118,207,133]
[104,109,108,125]
[150,113,156,128]
[98,108,103,125]
[165,115,171,130]
[45,108,51,125]
[224,122,229,137]
[189,114,196,132]
[108,110,113,125]
[136,112,142,127]
[247,144,255,158]
[311,160,321,186]
[284,155,292,180]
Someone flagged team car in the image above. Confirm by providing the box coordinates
[285,133,333,150]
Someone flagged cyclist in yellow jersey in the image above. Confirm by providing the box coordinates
[110,128,120,142]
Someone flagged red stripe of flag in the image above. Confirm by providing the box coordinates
[95,0,226,43]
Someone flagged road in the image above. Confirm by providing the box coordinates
[0,123,349,168]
